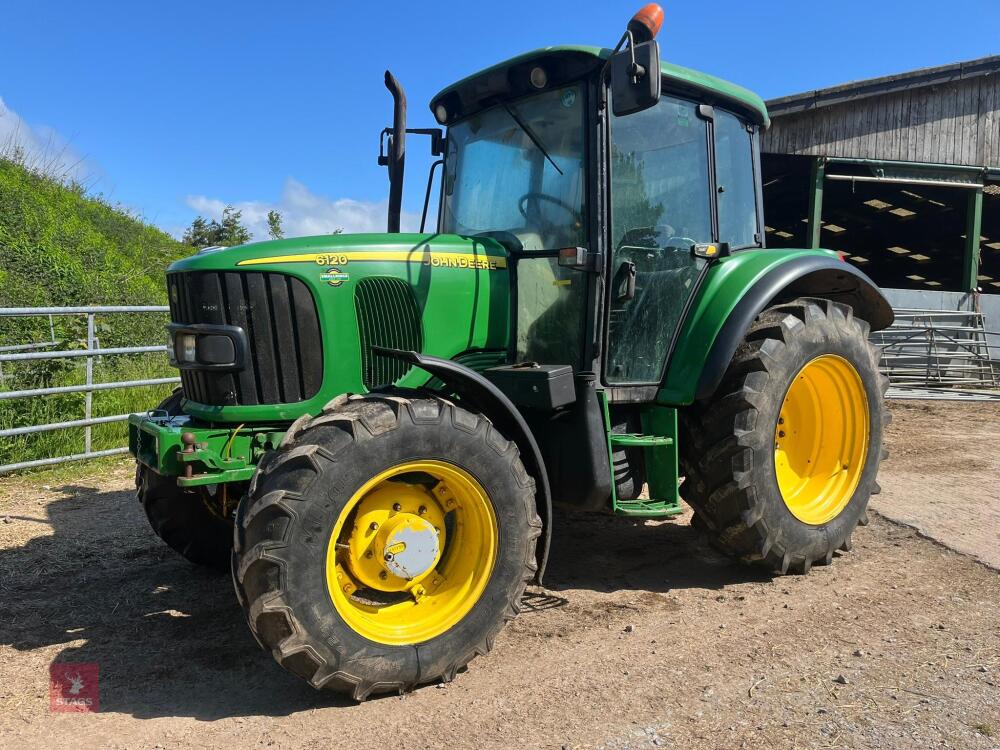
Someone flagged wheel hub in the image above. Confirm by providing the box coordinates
[327,460,499,646]
[379,514,440,580]
[345,483,447,592]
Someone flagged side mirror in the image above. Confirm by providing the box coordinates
[610,40,661,117]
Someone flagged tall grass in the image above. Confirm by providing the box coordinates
[0,146,193,472]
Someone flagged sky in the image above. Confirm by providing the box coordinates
[2,0,998,241]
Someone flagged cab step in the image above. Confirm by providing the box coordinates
[599,393,684,518]
[614,498,685,517]
[609,433,673,447]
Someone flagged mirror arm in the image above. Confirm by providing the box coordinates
[419,159,444,233]
[597,30,633,111]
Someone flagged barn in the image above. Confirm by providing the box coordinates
[761,55,1000,388]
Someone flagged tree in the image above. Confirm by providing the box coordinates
[267,209,284,240]
[181,216,213,248]
[182,205,251,248]
[219,206,251,246]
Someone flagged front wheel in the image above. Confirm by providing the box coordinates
[679,298,889,574]
[232,393,540,699]
[135,389,235,570]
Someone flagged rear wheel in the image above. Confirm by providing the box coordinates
[135,389,236,570]
[233,393,540,699]
[679,298,889,574]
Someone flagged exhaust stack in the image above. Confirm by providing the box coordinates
[384,71,407,233]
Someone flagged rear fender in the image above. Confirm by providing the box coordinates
[658,250,893,405]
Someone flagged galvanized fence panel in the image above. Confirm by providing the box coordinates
[0,306,179,474]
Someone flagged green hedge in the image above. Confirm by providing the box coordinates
[0,158,192,469]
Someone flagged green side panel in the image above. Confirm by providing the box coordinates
[640,406,680,513]
[167,233,511,423]
[431,45,770,128]
[657,247,840,406]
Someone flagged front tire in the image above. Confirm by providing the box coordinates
[135,389,234,570]
[233,393,540,699]
[679,298,889,574]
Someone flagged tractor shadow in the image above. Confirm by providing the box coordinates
[0,482,343,720]
[541,510,774,594]
[0,483,771,721]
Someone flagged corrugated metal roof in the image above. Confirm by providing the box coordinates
[767,55,1000,116]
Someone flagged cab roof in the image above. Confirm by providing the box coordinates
[430,45,770,129]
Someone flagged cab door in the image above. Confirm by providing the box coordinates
[604,93,715,385]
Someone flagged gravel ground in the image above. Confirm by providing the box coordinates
[0,400,997,749]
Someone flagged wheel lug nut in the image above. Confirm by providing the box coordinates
[379,571,388,580]
[369,522,378,531]
[365,550,373,559]
[778,431,786,438]
[392,503,402,512]
[418,505,427,516]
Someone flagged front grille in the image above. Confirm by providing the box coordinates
[354,277,423,388]
[167,271,323,406]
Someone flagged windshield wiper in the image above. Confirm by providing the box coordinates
[502,103,563,176]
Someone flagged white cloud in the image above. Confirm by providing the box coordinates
[184,178,421,241]
[0,96,96,184]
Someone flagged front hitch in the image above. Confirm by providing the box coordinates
[128,413,285,487]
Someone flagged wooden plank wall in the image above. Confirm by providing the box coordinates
[763,75,1000,167]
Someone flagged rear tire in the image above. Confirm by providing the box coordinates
[679,298,889,574]
[135,389,234,570]
[232,392,540,700]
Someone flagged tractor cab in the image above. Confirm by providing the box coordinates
[398,14,771,387]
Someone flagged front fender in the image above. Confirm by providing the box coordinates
[372,348,552,585]
[658,249,893,405]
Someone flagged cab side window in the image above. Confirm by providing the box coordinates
[714,110,759,249]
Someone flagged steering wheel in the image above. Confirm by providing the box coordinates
[663,236,698,251]
[517,192,583,226]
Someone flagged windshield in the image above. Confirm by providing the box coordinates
[440,83,586,251]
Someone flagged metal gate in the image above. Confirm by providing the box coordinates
[0,306,179,474]
[871,307,1000,399]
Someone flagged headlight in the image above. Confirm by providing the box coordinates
[168,324,247,371]
[172,333,198,364]
[180,334,198,363]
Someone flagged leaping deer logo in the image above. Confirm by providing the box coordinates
[65,672,85,696]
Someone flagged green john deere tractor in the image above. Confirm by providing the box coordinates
[129,4,892,699]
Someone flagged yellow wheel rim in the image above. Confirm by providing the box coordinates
[774,355,870,525]
[326,460,498,645]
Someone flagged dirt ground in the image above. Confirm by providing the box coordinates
[0,401,998,750]
[872,400,1000,571]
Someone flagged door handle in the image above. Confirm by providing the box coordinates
[614,261,637,302]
